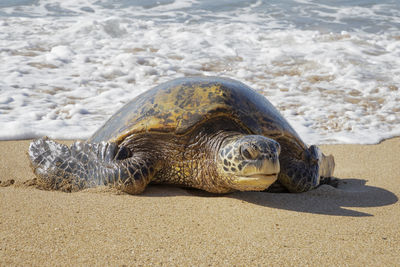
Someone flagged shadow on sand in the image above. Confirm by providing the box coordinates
[145,178,398,217]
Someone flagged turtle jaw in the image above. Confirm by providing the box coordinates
[233,173,278,191]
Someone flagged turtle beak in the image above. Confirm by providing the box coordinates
[233,158,280,191]
[234,173,278,191]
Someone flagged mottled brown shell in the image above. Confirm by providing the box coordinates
[88,77,306,151]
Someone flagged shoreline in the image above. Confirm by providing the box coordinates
[1,138,399,265]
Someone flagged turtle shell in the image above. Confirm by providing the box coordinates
[88,76,306,151]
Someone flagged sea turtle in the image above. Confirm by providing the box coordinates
[28,76,335,194]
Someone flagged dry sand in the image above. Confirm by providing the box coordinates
[1,139,399,266]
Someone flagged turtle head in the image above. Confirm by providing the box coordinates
[217,135,281,191]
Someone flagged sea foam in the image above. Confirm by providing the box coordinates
[0,0,399,144]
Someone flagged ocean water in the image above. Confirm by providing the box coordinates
[0,0,399,144]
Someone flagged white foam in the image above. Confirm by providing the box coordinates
[0,0,399,144]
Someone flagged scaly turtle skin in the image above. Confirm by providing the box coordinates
[29,77,335,194]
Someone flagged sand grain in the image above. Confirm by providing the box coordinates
[1,139,399,266]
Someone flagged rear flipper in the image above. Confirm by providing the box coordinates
[28,137,157,194]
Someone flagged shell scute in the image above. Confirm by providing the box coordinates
[88,77,305,150]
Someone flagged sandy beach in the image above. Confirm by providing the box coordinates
[1,138,399,266]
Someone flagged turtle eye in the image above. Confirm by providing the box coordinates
[240,145,260,160]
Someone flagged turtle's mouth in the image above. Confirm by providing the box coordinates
[233,173,278,191]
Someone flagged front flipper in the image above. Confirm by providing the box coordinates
[28,137,158,194]
[277,145,335,193]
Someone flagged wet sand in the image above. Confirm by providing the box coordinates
[1,139,399,266]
